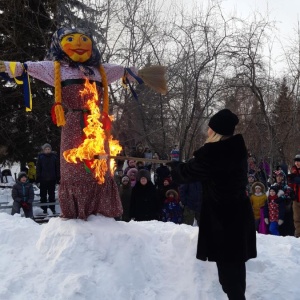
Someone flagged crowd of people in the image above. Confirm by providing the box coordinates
[111,142,300,242]
[112,143,203,226]
[11,140,300,240]
[246,155,300,238]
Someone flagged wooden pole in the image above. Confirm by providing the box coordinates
[94,155,171,164]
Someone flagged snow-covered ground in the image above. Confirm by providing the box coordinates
[1,163,300,299]
[0,209,300,299]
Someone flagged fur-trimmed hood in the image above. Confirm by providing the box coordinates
[165,189,179,200]
[251,181,266,194]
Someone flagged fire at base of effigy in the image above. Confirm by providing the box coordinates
[63,80,122,184]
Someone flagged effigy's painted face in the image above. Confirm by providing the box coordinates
[60,33,92,63]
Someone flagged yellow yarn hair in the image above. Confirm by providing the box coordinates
[54,61,66,126]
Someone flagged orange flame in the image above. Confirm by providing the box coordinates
[63,80,122,184]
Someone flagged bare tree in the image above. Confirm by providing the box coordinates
[162,3,237,159]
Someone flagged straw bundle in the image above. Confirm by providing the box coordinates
[138,65,167,95]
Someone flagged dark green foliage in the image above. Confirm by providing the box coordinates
[0,0,60,165]
[0,0,107,165]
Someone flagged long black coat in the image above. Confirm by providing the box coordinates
[130,181,158,221]
[171,134,257,262]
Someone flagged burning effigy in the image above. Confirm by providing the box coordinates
[0,27,166,220]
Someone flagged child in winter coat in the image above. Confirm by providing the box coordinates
[162,189,183,224]
[273,170,295,236]
[250,182,267,231]
[27,162,36,183]
[264,185,285,236]
[11,172,34,218]
[158,177,178,207]
[119,175,132,222]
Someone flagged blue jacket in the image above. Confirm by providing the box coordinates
[36,152,60,182]
[178,181,202,212]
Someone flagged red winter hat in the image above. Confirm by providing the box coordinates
[163,177,172,184]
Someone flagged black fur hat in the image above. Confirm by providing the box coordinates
[136,169,151,182]
[208,109,239,136]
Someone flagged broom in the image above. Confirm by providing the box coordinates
[137,65,167,95]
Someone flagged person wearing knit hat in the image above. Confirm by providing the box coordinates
[167,108,256,299]
[11,171,34,218]
[42,143,52,151]
[36,143,60,214]
[268,185,279,194]
[289,155,300,238]
[264,185,285,236]
[17,171,28,181]
[294,154,300,162]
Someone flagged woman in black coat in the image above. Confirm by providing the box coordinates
[130,169,158,221]
[169,109,257,300]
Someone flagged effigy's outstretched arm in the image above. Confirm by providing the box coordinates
[0,60,55,86]
[103,63,167,95]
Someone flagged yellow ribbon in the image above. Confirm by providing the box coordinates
[9,62,23,84]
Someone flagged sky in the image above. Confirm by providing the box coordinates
[220,0,300,58]
[169,0,300,34]
[164,0,300,74]
[1,169,300,300]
